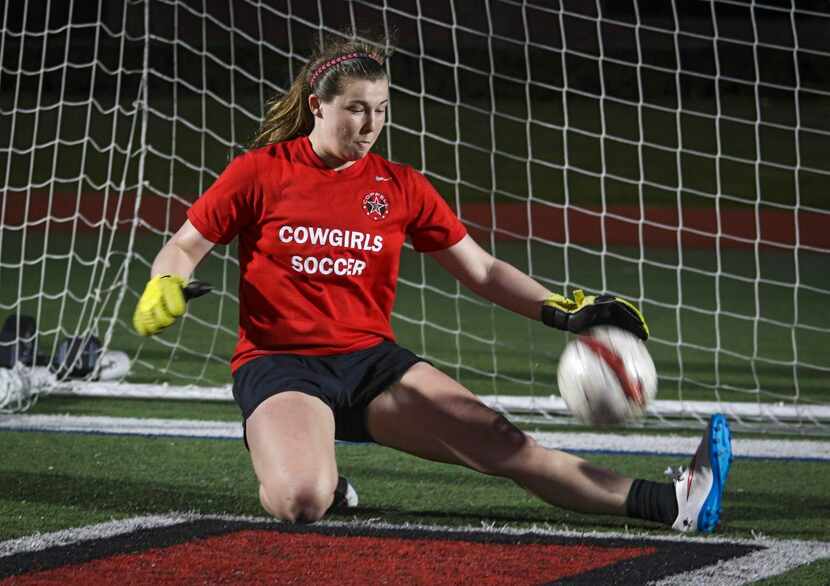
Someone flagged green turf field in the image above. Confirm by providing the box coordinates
[2,396,829,583]
[4,218,827,582]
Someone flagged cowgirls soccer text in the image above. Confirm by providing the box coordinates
[278,224,384,276]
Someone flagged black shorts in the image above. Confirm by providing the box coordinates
[232,340,425,445]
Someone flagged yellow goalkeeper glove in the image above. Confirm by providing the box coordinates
[541,289,650,340]
[133,275,187,336]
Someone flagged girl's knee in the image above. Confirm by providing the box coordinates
[259,480,333,524]
[494,414,534,449]
[473,415,536,476]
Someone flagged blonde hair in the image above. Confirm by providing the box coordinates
[249,35,392,149]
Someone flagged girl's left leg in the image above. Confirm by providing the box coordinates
[366,362,632,515]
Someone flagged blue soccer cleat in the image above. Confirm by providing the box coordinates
[671,414,733,533]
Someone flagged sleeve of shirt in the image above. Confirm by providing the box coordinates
[187,152,259,244]
[405,167,467,252]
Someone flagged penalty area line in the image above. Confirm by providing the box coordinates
[1,413,829,461]
[1,512,828,585]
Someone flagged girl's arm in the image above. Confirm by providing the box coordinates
[150,220,216,278]
[428,235,551,320]
[429,235,649,339]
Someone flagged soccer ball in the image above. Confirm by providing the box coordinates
[556,326,657,425]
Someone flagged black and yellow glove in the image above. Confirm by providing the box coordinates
[133,275,187,336]
[541,289,649,340]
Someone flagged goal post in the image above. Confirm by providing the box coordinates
[1,1,829,433]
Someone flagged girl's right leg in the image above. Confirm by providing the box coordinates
[245,391,339,523]
[366,363,633,515]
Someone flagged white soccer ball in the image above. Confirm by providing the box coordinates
[556,326,657,425]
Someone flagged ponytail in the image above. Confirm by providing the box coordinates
[249,63,314,148]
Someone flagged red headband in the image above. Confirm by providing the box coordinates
[308,52,382,87]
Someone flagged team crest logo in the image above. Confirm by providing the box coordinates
[362,191,389,221]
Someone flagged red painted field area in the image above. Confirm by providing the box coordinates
[3,192,828,250]
[6,529,653,585]
[460,202,830,250]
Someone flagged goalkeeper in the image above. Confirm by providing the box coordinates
[134,35,730,533]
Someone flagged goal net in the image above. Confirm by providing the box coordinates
[1,1,829,432]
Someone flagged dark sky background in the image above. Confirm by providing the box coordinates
[1,0,827,100]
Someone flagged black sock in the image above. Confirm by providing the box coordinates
[625,479,678,525]
[327,476,350,513]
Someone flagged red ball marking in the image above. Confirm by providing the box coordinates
[577,335,645,406]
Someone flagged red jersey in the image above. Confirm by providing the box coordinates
[187,136,467,371]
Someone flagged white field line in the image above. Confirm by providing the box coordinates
[0,414,242,439]
[2,413,829,460]
[49,384,830,421]
[0,513,828,585]
[0,514,193,557]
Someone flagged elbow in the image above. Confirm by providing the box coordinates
[433,236,497,292]
[465,256,498,291]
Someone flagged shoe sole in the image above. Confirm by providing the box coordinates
[697,413,732,532]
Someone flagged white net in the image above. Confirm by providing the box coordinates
[1,1,829,432]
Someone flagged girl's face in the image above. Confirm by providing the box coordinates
[309,78,389,168]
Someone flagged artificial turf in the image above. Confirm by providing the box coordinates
[2,423,829,584]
